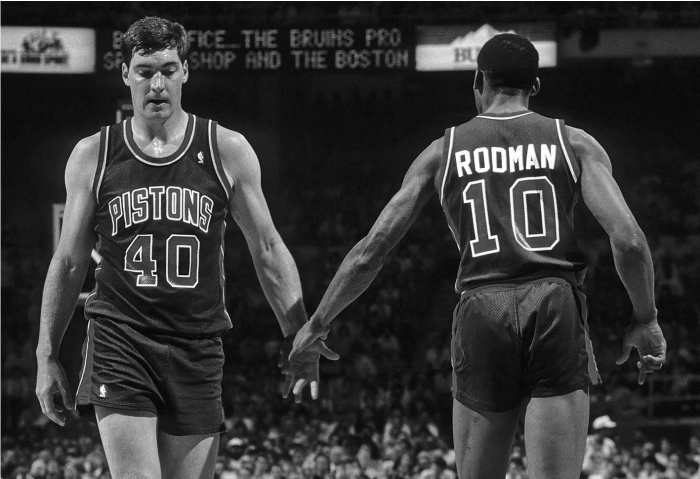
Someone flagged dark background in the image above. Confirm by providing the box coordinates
[2,2,700,478]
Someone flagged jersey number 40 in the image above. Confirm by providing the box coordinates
[124,234,200,288]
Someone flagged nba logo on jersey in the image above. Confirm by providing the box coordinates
[99,385,107,398]
[197,151,204,164]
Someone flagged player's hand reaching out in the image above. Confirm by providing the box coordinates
[279,317,339,403]
[616,319,667,385]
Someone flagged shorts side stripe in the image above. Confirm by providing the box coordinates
[75,318,96,405]
[583,323,602,385]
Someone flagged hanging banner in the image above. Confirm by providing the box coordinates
[416,23,557,71]
[1,26,96,74]
[99,27,414,72]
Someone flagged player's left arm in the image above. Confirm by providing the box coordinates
[217,127,307,336]
[217,127,338,400]
[287,138,444,389]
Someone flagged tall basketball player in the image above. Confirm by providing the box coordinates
[284,34,666,479]
[35,17,336,479]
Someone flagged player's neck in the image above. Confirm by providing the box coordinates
[480,92,530,115]
[131,108,189,144]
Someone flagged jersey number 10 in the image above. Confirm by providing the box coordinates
[124,234,200,288]
[463,176,560,257]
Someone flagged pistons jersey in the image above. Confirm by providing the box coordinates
[84,114,233,336]
[440,110,588,293]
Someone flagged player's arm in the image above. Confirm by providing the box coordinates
[218,128,338,401]
[217,127,308,337]
[312,138,442,327]
[287,138,443,389]
[36,133,100,425]
[570,126,666,382]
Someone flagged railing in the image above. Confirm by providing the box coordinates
[644,373,700,417]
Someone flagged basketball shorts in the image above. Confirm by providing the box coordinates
[76,317,225,435]
[451,277,601,412]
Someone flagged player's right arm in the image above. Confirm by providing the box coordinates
[570,126,666,383]
[36,133,99,425]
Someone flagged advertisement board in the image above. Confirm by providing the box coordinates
[416,23,557,71]
[99,27,414,72]
[1,26,96,74]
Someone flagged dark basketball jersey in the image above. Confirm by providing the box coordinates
[440,110,587,293]
[84,114,233,336]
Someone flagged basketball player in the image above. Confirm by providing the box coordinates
[35,17,336,479]
[284,34,666,479]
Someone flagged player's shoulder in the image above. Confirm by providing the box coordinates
[214,124,251,158]
[565,125,606,157]
[64,131,102,188]
[69,131,102,168]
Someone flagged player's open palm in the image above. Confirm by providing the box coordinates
[616,320,667,385]
[36,357,74,426]
[279,319,339,403]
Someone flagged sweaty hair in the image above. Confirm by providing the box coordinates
[122,16,189,66]
[477,33,539,90]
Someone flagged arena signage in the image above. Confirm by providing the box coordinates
[99,27,414,72]
[415,23,557,71]
[1,26,96,74]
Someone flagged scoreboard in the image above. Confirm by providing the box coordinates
[99,26,415,72]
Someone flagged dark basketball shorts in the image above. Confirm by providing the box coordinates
[75,317,225,436]
[451,277,601,412]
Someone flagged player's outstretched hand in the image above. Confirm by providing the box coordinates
[278,318,339,403]
[36,356,75,426]
[616,319,667,385]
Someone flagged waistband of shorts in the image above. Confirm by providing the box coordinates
[89,317,222,340]
[460,273,577,299]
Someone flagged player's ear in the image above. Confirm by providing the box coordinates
[473,70,484,94]
[122,61,130,86]
[530,77,540,97]
[182,60,189,84]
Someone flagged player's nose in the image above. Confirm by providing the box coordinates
[151,72,165,92]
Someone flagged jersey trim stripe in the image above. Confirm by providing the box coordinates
[476,112,534,121]
[124,114,196,166]
[93,126,110,201]
[440,127,455,204]
[440,127,461,253]
[209,121,234,200]
[219,219,232,324]
[556,119,578,182]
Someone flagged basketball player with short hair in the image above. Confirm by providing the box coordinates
[35,17,336,479]
[285,33,666,479]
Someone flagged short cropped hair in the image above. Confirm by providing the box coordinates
[477,33,539,90]
[122,17,189,66]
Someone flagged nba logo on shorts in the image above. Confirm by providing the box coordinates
[99,385,107,398]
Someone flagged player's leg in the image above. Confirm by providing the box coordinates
[453,398,524,479]
[157,334,224,479]
[450,287,526,479]
[95,406,161,479]
[523,388,590,479]
[158,431,219,479]
[518,280,598,479]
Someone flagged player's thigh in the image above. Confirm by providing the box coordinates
[524,388,590,479]
[158,430,219,479]
[451,288,524,412]
[452,398,524,479]
[159,335,225,436]
[95,406,160,479]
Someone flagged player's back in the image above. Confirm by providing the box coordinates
[440,110,587,293]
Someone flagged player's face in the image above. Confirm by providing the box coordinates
[122,48,188,121]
